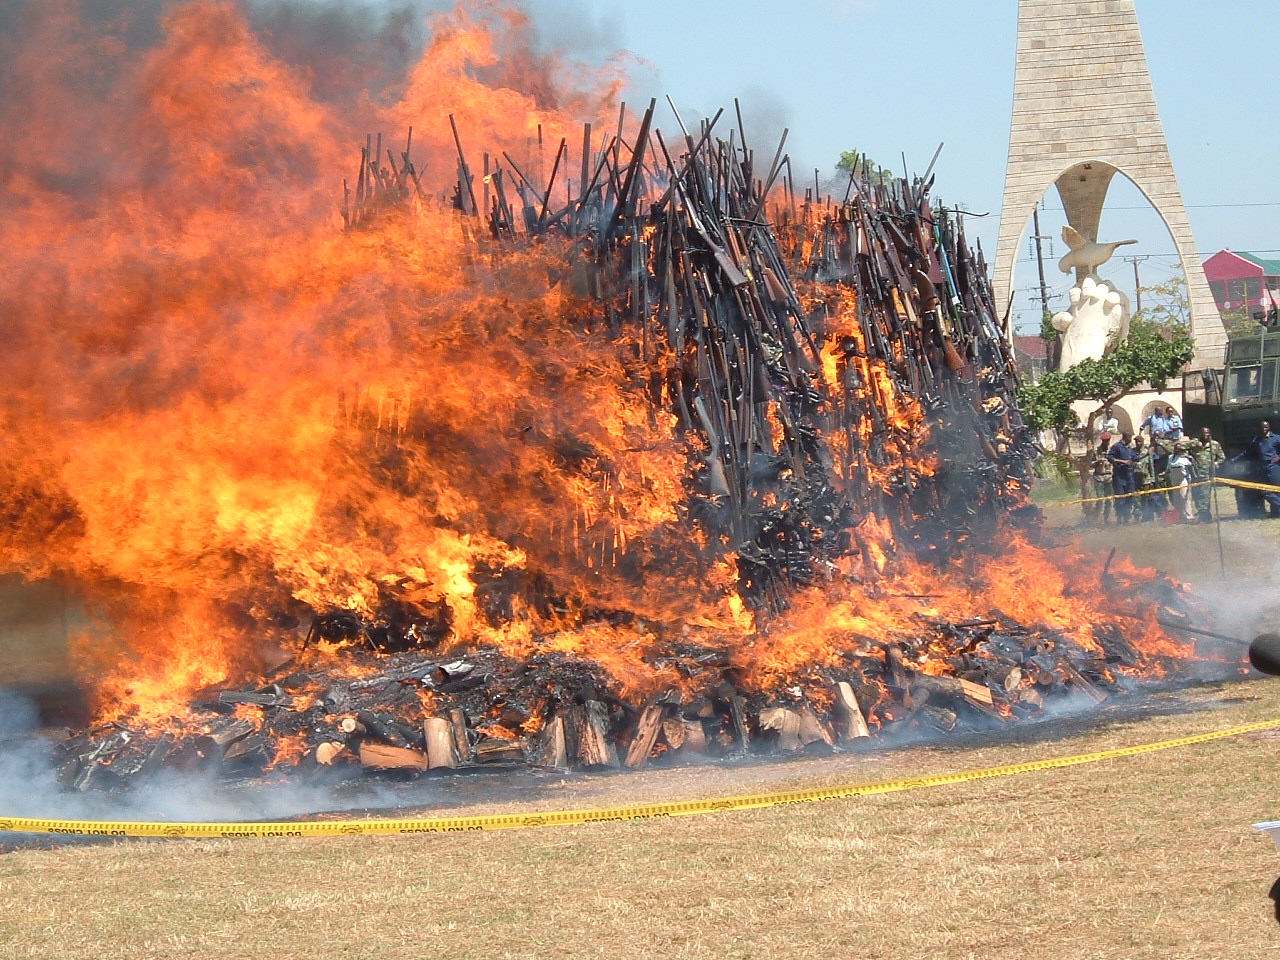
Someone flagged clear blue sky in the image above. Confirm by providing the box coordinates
[525,0,1277,330]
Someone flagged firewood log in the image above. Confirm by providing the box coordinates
[729,695,751,754]
[661,718,686,750]
[315,741,348,765]
[222,734,268,764]
[921,705,958,732]
[758,706,803,752]
[358,741,429,771]
[449,707,473,762]
[473,737,527,763]
[624,703,666,769]
[833,681,871,740]
[423,716,459,769]
[195,718,256,759]
[568,701,619,768]
[1056,658,1108,704]
[533,714,568,768]
[797,704,834,746]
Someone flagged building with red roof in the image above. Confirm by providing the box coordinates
[1203,249,1280,323]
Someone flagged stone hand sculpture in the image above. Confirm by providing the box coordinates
[1050,275,1131,371]
[1057,225,1138,276]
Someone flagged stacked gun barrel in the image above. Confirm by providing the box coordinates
[349,102,1038,617]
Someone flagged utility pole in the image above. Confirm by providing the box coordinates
[1123,255,1151,314]
[1029,205,1059,370]
[1030,205,1053,324]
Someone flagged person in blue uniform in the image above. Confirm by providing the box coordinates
[1107,431,1138,524]
[1237,420,1280,518]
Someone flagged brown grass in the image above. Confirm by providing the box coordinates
[3,680,1280,959]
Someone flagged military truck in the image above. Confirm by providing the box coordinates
[1183,322,1280,517]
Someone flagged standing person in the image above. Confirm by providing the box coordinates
[1237,420,1280,518]
[1089,435,1114,525]
[1191,426,1225,522]
[1107,431,1138,525]
[1097,406,1120,437]
[1168,438,1197,522]
[1140,406,1171,441]
[1148,430,1173,515]
[1132,435,1157,523]
[1164,405,1184,441]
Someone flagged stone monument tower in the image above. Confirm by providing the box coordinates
[993,0,1226,368]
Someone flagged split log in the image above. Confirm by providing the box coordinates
[957,678,994,707]
[624,703,666,769]
[473,737,527,763]
[921,705,958,732]
[423,716,459,769]
[797,705,834,747]
[449,707,473,763]
[195,718,256,759]
[222,734,268,764]
[729,695,751,754]
[1056,658,1108,704]
[663,718,706,754]
[758,706,803,751]
[569,701,619,769]
[358,741,429,771]
[315,741,348,766]
[833,681,871,740]
[533,714,568,769]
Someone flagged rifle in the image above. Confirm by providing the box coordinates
[448,114,478,215]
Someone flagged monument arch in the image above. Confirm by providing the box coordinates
[994,0,1226,368]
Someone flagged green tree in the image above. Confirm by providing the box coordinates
[836,150,892,185]
[1133,274,1190,327]
[1019,317,1195,433]
[1018,317,1195,506]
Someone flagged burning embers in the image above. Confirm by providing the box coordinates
[53,559,1207,790]
[0,3,1222,791]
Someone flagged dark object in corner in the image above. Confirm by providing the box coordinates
[1248,634,1280,676]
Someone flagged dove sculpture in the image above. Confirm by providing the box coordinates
[1057,225,1138,276]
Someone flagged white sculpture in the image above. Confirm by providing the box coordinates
[1058,225,1138,277]
[1050,275,1131,371]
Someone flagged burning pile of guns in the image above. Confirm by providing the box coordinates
[348,102,1038,614]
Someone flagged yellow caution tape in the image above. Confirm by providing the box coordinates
[4,717,1279,838]
[1044,480,1210,508]
[1212,476,1280,495]
[1041,475,1280,509]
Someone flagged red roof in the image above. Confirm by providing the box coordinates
[1013,334,1048,360]
[1204,249,1273,283]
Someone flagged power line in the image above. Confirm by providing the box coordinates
[1038,201,1280,211]
[1015,249,1280,264]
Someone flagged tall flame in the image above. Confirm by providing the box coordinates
[0,1,1202,730]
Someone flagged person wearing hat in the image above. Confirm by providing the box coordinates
[1190,426,1225,522]
[1167,436,1197,522]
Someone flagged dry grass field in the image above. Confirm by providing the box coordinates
[3,678,1280,960]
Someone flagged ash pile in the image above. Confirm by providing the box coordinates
[51,104,1211,791]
